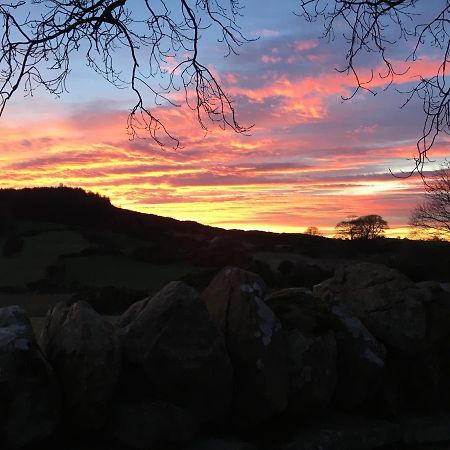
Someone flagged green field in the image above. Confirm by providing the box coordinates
[0,228,90,288]
[62,255,197,291]
[0,222,200,294]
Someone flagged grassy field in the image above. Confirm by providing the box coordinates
[62,255,198,291]
[0,229,90,288]
[1,221,200,292]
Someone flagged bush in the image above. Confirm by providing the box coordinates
[278,260,295,276]
[287,262,333,289]
[246,259,276,287]
[69,286,148,315]
[132,245,182,264]
[180,268,220,291]
[2,235,23,257]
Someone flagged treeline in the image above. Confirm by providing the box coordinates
[0,187,112,226]
[0,186,213,239]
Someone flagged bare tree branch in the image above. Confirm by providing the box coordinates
[299,0,450,172]
[410,160,450,238]
[0,0,252,148]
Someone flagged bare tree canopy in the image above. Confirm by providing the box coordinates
[2,0,450,162]
[0,0,251,147]
[335,214,389,240]
[410,160,450,238]
[304,226,322,236]
[299,0,450,171]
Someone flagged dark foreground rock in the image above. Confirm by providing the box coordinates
[276,413,450,450]
[41,301,121,430]
[201,267,289,428]
[330,304,386,410]
[118,281,232,425]
[277,414,401,450]
[266,288,337,417]
[110,399,197,449]
[184,436,257,450]
[3,265,450,450]
[313,262,450,411]
[313,263,450,353]
[0,306,59,449]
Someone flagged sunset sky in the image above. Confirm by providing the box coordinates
[1,0,449,237]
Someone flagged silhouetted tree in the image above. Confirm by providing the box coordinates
[0,0,250,147]
[304,226,322,236]
[410,160,450,239]
[335,214,388,240]
[299,1,450,170]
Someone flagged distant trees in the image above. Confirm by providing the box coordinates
[409,161,450,239]
[335,215,388,240]
[304,226,323,236]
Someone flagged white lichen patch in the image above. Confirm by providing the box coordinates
[0,328,29,350]
[362,347,384,367]
[331,305,373,342]
[240,280,280,346]
[254,295,279,346]
[0,306,31,351]
[240,283,254,294]
[0,328,17,347]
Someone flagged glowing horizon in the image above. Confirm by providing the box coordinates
[1,0,448,239]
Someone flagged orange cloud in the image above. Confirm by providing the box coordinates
[0,53,442,237]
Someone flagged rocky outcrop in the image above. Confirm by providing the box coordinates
[313,262,450,411]
[278,414,402,450]
[118,281,232,425]
[110,399,197,449]
[41,301,121,430]
[266,288,337,416]
[330,304,386,410]
[201,267,288,427]
[313,263,450,353]
[0,306,59,449]
[3,265,450,450]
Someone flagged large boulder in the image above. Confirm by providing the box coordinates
[41,301,121,430]
[110,399,197,450]
[266,288,337,416]
[330,304,386,410]
[201,268,288,427]
[313,263,450,354]
[314,263,450,411]
[0,306,59,449]
[118,281,233,425]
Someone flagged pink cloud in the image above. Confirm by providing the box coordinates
[293,40,319,52]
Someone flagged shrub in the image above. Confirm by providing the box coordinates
[2,235,23,257]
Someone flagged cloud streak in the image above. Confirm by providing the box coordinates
[0,1,445,237]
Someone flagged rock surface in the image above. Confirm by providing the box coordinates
[313,263,450,353]
[118,281,232,424]
[277,414,402,450]
[110,400,197,449]
[266,289,337,416]
[0,305,59,449]
[330,304,386,410]
[201,267,288,427]
[41,301,121,430]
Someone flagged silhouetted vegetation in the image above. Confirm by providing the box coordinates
[69,286,148,315]
[2,235,23,257]
[410,160,450,239]
[335,215,388,240]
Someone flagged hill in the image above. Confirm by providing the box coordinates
[1,186,449,315]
